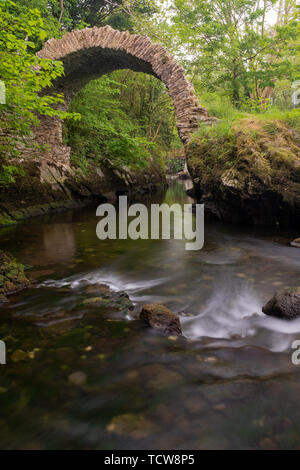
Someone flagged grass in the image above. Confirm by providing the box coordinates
[194,91,300,140]
[188,94,300,180]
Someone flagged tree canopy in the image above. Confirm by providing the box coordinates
[0,0,299,184]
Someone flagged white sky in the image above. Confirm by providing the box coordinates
[266,8,279,25]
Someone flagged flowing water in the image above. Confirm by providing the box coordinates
[0,180,300,449]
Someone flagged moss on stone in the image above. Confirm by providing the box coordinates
[0,157,167,227]
[0,250,30,303]
[186,116,300,226]
[0,215,16,226]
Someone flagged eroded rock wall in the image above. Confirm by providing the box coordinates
[186,118,300,227]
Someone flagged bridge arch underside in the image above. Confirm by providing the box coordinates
[35,26,212,168]
[56,47,159,100]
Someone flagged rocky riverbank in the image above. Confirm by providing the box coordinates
[186,116,300,227]
[0,158,167,227]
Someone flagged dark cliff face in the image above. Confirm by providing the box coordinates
[0,158,167,227]
[186,117,300,227]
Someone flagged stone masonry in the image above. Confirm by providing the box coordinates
[34,26,214,169]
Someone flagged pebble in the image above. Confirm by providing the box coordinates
[68,371,87,385]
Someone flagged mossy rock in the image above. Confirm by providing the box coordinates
[81,290,134,314]
[107,413,157,439]
[0,250,30,303]
[140,304,182,336]
[186,117,300,226]
[0,158,167,227]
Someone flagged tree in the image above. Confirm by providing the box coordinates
[53,0,125,30]
[0,1,79,184]
[16,0,157,34]
[65,70,180,170]
[168,0,299,106]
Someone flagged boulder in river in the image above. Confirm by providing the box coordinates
[262,291,300,320]
[140,304,182,336]
[82,289,133,313]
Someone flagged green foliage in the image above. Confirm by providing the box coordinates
[254,107,300,132]
[66,70,180,170]
[165,158,184,173]
[167,0,299,106]
[199,92,249,121]
[0,1,79,185]
[112,70,180,150]
[193,106,300,143]
[282,108,300,132]
[0,165,25,186]
[16,0,156,34]
[66,75,158,170]
[271,79,295,109]
[197,89,300,137]
[192,120,234,142]
[1,0,299,187]
[0,0,178,185]
[6,0,63,43]
[240,96,272,113]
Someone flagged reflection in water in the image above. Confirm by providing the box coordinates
[0,180,300,450]
[37,181,300,352]
[39,223,76,264]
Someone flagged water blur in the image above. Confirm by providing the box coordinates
[0,180,300,449]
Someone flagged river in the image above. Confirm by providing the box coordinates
[0,179,300,449]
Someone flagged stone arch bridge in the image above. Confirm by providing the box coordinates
[36,25,214,168]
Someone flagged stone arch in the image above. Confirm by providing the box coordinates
[36,26,213,168]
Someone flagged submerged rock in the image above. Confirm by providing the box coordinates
[11,349,28,363]
[107,413,156,438]
[0,250,30,303]
[291,238,300,248]
[82,289,133,313]
[262,291,300,320]
[68,371,87,386]
[140,304,182,336]
[84,283,111,295]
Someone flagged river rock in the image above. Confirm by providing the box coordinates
[0,250,30,303]
[68,371,87,385]
[140,304,182,336]
[262,291,300,320]
[291,238,300,248]
[11,349,28,363]
[82,290,133,312]
[107,413,157,438]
